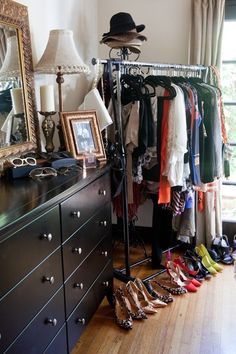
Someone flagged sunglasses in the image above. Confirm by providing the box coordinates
[29,167,58,179]
[57,165,81,175]
[29,165,81,179]
[10,157,37,167]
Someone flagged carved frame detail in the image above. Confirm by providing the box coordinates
[0,0,38,158]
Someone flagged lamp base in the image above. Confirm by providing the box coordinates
[40,111,56,154]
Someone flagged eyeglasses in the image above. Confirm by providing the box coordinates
[29,167,57,179]
[57,165,81,175]
[10,157,37,167]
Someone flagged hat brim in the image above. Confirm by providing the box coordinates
[103,24,145,37]
[104,40,142,54]
[101,31,147,44]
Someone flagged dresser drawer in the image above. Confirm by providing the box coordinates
[61,173,110,241]
[64,236,112,317]
[43,325,67,354]
[5,288,65,354]
[0,249,63,353]
[93,260,113,307]
[67,287,97,353]
[63,203,111,279]
[0,206,60,298]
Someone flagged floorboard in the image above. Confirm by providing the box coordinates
[72,241,236,354]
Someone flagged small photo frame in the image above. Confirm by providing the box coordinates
[60,110,106,162]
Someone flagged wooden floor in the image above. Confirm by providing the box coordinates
[72,240,236,354]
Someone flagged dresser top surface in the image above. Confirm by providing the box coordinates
[0,164,110,234]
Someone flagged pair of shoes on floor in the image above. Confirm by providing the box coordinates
[232,235,236,260]
[126,279,167,315]
[114,278,168,330]
[195,244,224,274]
[144,279,174,303]
[114,288,133,330]
[183,249,212,280]
[165,260,201,292]
[211,235,234,265]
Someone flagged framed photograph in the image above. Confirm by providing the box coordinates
[60,110,106,162]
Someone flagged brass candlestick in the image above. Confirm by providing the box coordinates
[39,111,56,155]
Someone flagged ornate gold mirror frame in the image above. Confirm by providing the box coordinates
[0,0,38,158]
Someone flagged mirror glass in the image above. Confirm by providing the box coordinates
[0,24,27,147]
[0,0,37,159]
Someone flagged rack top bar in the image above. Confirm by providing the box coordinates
[92,58,207,71]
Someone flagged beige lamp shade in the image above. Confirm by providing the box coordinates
[35,29,90,74]
[0,35,20,77]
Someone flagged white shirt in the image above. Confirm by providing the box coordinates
[163,83,187,187]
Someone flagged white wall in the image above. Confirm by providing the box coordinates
[98,0,191,64]
[98,0,191,226]
[16,0,99,149]
[15,0,191,225]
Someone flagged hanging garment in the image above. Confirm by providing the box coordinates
[162,83,188,187]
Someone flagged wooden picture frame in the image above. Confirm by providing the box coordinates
[61,110,106,162]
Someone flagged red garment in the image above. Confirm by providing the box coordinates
[198,191,205,212]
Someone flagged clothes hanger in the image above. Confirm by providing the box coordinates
[144,75,177,99]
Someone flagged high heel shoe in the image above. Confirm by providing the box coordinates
[114,288,133,330]
[212,236,233,265]
[122,286,147,320]
[176,263,201,288]
[155,277,187,295]
[166,261,198,292]
[196,245,223,272]
[126,281,158,314]
[145,280,174,303]
[173,256,198,276]
[183,249,212,279]
[134,278,167,308]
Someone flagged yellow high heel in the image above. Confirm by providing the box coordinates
[196,245,223,272]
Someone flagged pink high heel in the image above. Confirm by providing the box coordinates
[166,261,198,292]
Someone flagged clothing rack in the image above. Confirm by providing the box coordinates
[92,57,208,283]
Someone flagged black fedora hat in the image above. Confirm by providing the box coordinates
[103,12,145,37]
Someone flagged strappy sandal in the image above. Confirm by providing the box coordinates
[212,236,233,265]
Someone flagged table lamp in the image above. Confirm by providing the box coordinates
[0,35,20,78]
[35,29,90,151]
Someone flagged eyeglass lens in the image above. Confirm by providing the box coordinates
[12,157,37,167]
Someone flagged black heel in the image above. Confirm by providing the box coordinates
[183,250,211,280]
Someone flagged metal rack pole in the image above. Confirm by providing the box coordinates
[92,57,208,283]
[92,58,207,72]
[113,61,131,279]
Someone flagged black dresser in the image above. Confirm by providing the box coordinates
[0,165,113,354]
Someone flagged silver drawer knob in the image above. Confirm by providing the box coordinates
[100,220,107,227]
[102,281,109,287]
[71,211,81,218]
[99,189,106,196]
[46,318,57,326]
[43,276,55,284]
[101,251,108,257]
[74,282,84,289]
[41,233,53,242]
[72,247,82,254]
[77,318,85,325]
